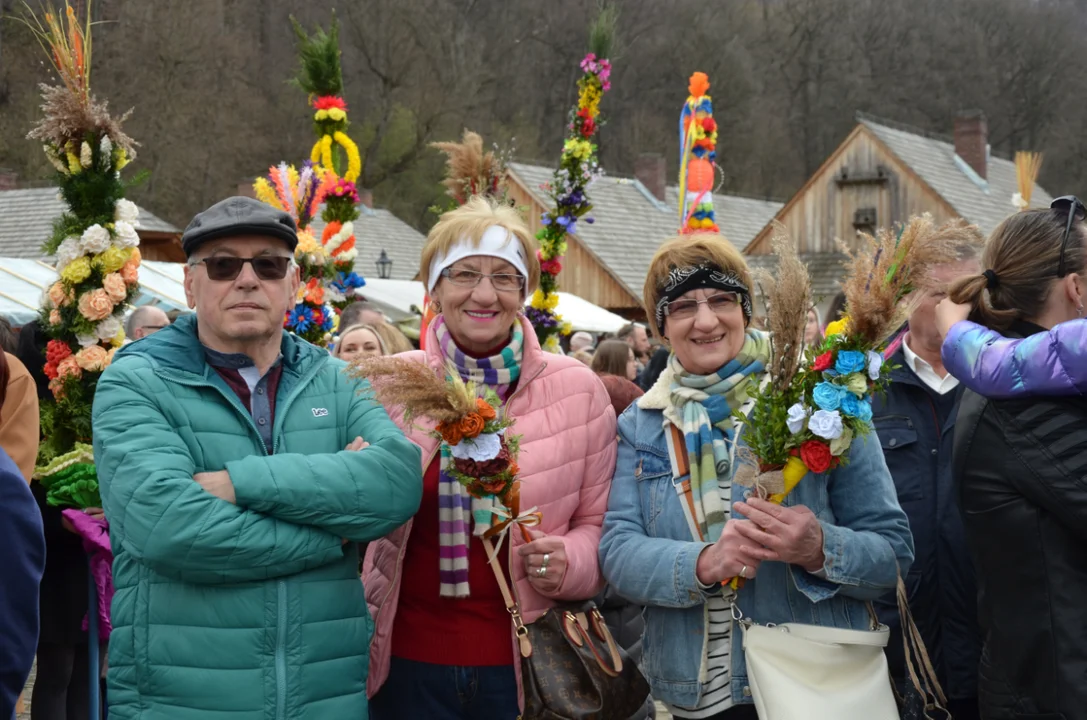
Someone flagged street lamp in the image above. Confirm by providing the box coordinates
[376,249,393,279]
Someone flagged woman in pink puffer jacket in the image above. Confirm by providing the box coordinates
[363,197,617,720]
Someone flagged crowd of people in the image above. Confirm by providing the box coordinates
[2,191,1086,720]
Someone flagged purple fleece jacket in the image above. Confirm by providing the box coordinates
[941,319,1087,398]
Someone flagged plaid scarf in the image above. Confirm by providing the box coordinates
[666,330,770,543]
[433,317,524,597]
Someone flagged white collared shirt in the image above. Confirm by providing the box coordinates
[902,337,959,395]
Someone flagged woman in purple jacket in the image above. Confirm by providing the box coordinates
[939,198,1087,719]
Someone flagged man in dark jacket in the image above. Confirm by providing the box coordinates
[0,446,45,720]
[873,236,983,720]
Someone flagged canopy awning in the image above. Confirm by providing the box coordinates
[547,292,629,334]
[0,257,192,326]
[0,256,629,336]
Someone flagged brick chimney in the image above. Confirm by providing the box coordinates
[635,153,667,202]
[358,188,373,208]
[954,110,988,180]
[236,182,256,199]
[0,168,18,191]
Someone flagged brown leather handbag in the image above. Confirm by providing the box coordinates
[483,537,651,720]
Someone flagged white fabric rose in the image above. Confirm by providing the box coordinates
[867,351,883,381]
[54,236,82,270]
[95,315,122,341]
[114,198,140,226]
[786,403,810,435]
[449,432,501,462]
[79,224,112,254]
[76,333,99,348]
[808,409,844,440]
[113,220,140,248]
[325,285,346,304]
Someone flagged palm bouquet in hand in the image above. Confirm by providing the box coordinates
[352,357,534,546]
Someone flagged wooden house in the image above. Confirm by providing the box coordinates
[0,185,183,262]
[508,158,782,318]
[744,112,1054,312]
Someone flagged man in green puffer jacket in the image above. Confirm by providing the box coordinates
[92,197,422,720]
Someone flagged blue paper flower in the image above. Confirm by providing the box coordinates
[540,214,552,226]
[808,410,844,440]
[835,350,867,376]
[812,381,845,411]
[841,394,873,422]
[287,306,313,333]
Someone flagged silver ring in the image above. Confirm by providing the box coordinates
[739,565,748,579]
[541,553,551,569]
[536,565,547,578]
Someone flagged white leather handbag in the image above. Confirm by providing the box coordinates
[738,609,899,720]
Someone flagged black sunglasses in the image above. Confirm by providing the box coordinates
[1052,195,1087,278]
[193,256,292,282]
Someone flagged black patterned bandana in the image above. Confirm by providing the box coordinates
[655,264,752,329]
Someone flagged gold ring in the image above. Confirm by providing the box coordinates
[739,565,748,579]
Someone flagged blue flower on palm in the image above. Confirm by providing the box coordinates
[287,306,314,333]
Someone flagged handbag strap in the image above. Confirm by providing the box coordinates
[482,535,534,659]
[480,535,624,675]
[897,569,948,708]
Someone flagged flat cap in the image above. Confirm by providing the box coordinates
[181,196,298,257]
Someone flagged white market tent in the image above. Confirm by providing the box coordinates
[0,257,629,336]
[351,278,628,334]
[0,258,190,327]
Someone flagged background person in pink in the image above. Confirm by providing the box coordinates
[364,196,617,720]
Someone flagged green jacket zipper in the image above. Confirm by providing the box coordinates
[275,579,287,720]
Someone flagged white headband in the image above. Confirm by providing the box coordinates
[427,224,529,293]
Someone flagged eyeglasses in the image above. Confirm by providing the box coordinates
[663,292,740,320]
[1052,195,1087,278]
[441,268,525,293]
[191,256,292,282]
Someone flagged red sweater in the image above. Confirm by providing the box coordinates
[390,457,514,666]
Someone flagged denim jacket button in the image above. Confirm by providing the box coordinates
[743,490,752,500]
[743,686,752,697]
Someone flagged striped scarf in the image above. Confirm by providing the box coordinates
[433,316,524,597]
[666,330,770,543]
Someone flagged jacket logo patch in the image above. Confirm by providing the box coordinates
[311,407,329,417]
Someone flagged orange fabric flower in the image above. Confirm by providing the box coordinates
[321,221,343,245]
[459,413,485,439]
[688,71,710,98]
[475,397,497,421]
[437,421,464,446]
[49,308,62,326]
[56,355,82,380]
[481,476,509,494]
[48,282,72,307]
[121,262,140,285]
[78,288,114,322]
[304,278,325,305]
[75,345,109,372]
[507,460,520,477]
[102,273,127,303]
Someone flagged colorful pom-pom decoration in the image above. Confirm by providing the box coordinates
[678,71,720,234]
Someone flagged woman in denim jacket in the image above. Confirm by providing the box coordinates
[599,235,914,720]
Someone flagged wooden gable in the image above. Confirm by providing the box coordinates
[746,124,958,255]
[505,173,642,312]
